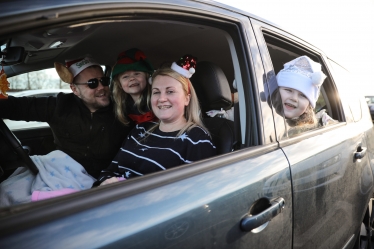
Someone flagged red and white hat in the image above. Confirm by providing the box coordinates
[65,55,101,78]
[171,54,197,78]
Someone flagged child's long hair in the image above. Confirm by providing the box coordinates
[271,88,317,127]
[112,72,151,126]
[148,67,209,137]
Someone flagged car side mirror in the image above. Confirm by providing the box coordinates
[1,46,24,65]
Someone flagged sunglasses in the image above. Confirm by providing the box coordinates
[74,77,110,89]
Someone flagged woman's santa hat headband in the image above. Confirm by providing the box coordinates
[169,54,197,94]
[171,54,197,79]
[149,54,197,90]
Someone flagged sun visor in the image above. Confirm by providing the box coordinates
[24,49,64,64]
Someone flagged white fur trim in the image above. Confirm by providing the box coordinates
[311,71,326,86]
[171,62,192,78]
[67,57,101,77]
[277,71,319,108]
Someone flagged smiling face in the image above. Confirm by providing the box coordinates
[71,66,110,112]
[151,75,190,132]
[279,87,310,119]
[118,70,147,102]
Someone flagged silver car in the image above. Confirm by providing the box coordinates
[0,1,373,249]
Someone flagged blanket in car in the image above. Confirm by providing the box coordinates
[0,150,95,207]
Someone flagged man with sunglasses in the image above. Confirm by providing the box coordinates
[0,56,132,179]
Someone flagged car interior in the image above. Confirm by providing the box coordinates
[0,14,247,183]
[0,10,341,188]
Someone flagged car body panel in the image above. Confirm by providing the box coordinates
[0,146,292,249]
[251,16,374,248]
[283,124,372,248]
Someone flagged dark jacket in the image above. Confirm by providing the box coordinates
[0,93,132,178]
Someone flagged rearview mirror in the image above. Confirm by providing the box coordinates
[1,46,24,65]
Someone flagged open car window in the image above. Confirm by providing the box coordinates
[0,3,259,209]
[263,33,343,138]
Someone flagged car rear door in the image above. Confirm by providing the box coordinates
[251,18,374,249]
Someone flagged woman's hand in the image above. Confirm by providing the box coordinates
[100,177,120,186]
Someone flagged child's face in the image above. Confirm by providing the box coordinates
[118,70,147,101]
[279,87,310,119]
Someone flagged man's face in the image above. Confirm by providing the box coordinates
[71,67,110,112]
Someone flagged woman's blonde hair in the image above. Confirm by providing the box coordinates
[149,67,209,137]
[112,72,151,126]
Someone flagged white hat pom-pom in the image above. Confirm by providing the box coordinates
[311,71,326,86]
[189,67,195,74]
[148,76,152,85]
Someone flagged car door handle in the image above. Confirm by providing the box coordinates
[240,197,285,232]
[355,146,367,159]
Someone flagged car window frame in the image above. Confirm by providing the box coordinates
[250,18,346,141]
[0,0,264,220]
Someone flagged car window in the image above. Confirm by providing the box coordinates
[0,9,255,187]
[328,59,362,122]
[366,96,374,104]
[262,34,342,138]
[0,5,281,237]
[4,68,72,131]
[7,68,70,91]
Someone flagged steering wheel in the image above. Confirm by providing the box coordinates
[0,119,39,175]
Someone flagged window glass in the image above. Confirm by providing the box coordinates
[5,68,72,131]
[366,96,374,104]
[265,42,340,138]
[328,60,362,122]
[7,68,70,91]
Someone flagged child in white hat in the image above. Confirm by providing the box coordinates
[268,55,336,132]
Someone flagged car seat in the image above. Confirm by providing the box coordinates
[191,61,237,154]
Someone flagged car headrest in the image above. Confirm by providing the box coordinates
[191,61,232,113]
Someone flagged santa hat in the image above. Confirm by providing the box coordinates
[54,55,100,84]
[65,56,101,78]
[276,55,326,108]
[171,54,197,78]
[111,48,154,78]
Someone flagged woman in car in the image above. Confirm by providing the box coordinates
[267,55,336,134]
[95,55,217,186]
[111,48,158,125]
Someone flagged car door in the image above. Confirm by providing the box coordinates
[251,18,374,249]
[0,2,292,248]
